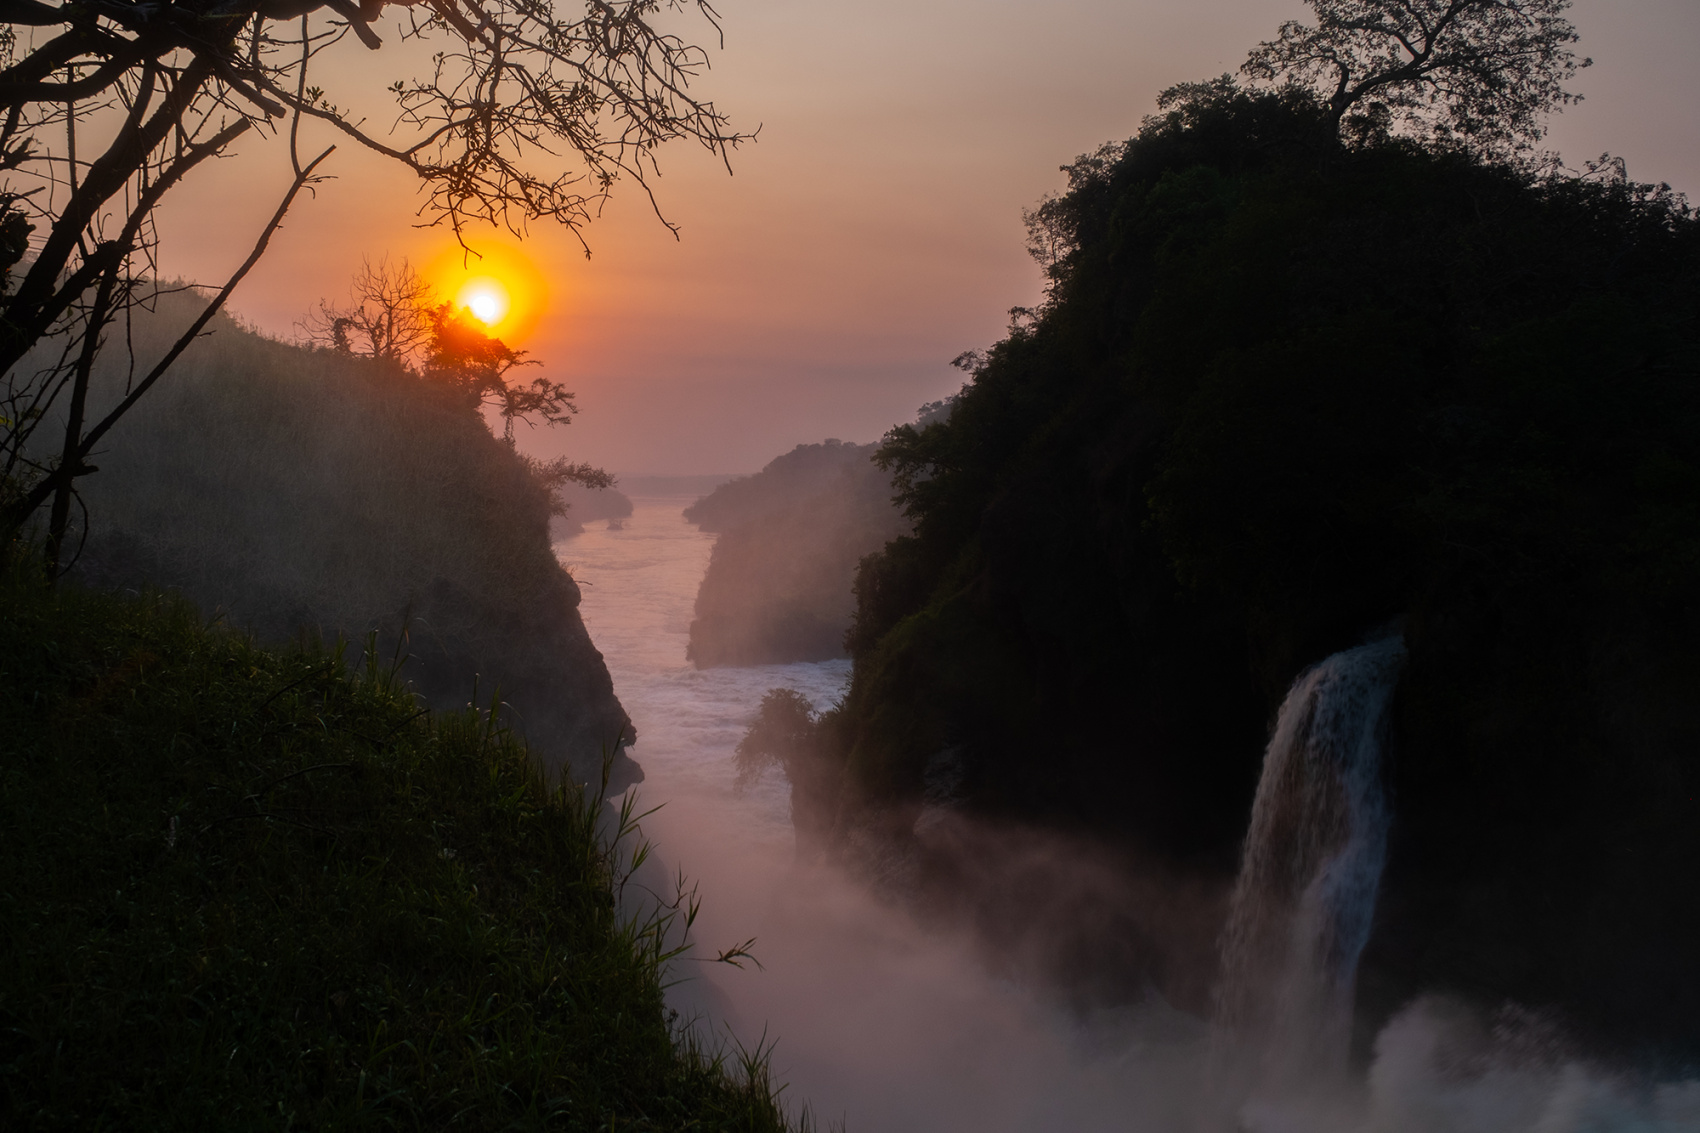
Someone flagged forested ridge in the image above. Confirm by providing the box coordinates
[48,293,638,791]
[810,82,1700,1047]
[0,300,815,1125]
[684,440,907,668]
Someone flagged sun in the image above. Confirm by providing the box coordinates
[457,277,511,327]
[421,241,550,344]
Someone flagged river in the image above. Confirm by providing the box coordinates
[557,495,1204,1132]
[556,496,1700,1133]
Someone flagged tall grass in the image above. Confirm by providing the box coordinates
[0,558,811,1130]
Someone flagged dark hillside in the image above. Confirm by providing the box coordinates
[684,440,908,667]
[41,298,638,790]
[826,85,1700,1046]
[0,566,798,1129]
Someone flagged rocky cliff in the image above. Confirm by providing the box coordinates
[57,298,639,791]
[816,85,1700,1049]
[684,440,908,667]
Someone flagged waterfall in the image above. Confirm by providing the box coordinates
[1213,634,1408,1085]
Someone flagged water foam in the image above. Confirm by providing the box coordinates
[1215,635,1407,1087]
[560,508,1697,1132]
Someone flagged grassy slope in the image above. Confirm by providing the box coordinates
[0,564,800,1130]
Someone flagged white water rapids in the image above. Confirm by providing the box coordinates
[557,497,1700,1133]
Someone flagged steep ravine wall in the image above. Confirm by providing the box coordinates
[52,302,638,791]
[684,440,908,668]
[814,91,1700,1052]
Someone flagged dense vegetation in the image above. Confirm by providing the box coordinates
[0,561,803,1129]
[808,82,1700,1047]
[44,294,637,791]
[684,441,906,667]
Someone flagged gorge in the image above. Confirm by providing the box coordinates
[6,0,1699,1125]
[563,492,1700,1132]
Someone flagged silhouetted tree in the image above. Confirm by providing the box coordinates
[735,689,818,789]
[520,453,616,518]
[302,256,434,364]
[735,688,842,849]
[0,0,746,567]
[1242,0,1588,154]
[423,302,576,446]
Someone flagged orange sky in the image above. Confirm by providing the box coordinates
[157,0,1700,475]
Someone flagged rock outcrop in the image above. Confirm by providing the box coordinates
[57,299,639,791]
[684,440,908,667]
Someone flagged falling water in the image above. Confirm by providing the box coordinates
[1214,634,1408,1090]
[560,514,1700,1132]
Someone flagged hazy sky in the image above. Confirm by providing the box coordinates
[158,0,1700,475]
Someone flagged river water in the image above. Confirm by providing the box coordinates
[557,496,1205,1132]
[556,497,1700,1133]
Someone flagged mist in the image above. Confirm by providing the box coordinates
[565,496,1700,1133]
[663,811,1700,1133]
[682,440,907,668]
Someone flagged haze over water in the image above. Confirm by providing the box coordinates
[558,496,1209,1132]
[559,498,1700,1133]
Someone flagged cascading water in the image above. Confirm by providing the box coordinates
[563,511,1700,1132]
[1213,634,1408,1090]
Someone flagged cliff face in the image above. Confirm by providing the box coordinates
[550,483,635,538]
[683,440,908,668]
[820,89,1700,1047]
[57,300,638,792]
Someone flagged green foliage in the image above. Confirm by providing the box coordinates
[1241,0,1588,156]
[734,689,820,792]
[837,577,1037,806]
[843,537,935,660]
[0,563,806,1130]
[832,81,1700,1041]
[733,689,845,853]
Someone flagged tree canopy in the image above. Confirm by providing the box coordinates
[1241,0,1588,155]
[827,67,1700,1041]
[0,0,743,560]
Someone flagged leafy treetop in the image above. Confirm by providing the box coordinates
[1241,0,1588,155]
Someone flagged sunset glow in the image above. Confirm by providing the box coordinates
[148,3,1700,476]
[458,278,511,327]
[14,0,1700,1122]
[422,241,548,343]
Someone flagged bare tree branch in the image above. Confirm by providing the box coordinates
[0,0,746,550]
